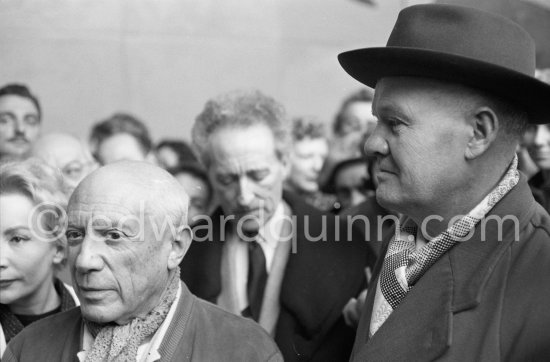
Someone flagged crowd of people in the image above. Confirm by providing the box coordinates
[1,3,550,361]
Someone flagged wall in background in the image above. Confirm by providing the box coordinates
[2,0,547,144]
[0,0,402,142]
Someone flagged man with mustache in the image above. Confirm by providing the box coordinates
[3,161,282,361]
[0,84,42,163]
[338,4,550,360]
[181,89,373,361]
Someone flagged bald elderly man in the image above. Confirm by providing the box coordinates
[3,161,282,362]
[31,132,98,196]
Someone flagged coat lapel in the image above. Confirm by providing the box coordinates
[352,176,536,361]
[279,192,368,338]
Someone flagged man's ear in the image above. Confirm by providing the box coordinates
[167,225,192,270]
[465,106,499,160]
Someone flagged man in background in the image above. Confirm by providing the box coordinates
[181,89,373,361]
[89,112,154,165]
[0,84,42,163]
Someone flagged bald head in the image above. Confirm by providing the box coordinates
[71,161,190,232]
[31,132,97,193]
[66,161,191,324]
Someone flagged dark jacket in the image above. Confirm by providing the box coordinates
[3,282,282,362]
[350,175,550,361]
[181,192,374,361]
[528,171,550,212]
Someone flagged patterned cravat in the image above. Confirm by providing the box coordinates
[371,156,519,336]
[379,225,417,309]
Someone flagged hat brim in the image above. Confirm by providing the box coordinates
[338,47,550,124]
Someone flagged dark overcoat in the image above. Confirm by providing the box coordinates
[350,175,550,362]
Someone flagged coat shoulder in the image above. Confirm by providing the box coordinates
[190,298,282,361]
[4,307,81,361]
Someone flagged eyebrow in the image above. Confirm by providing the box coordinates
[3,226,31,235]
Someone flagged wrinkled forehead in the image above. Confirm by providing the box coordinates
[68,180,160,224]
[67,192,157,225]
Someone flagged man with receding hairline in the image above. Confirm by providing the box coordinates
[338,4,550,361]
[3,161,282,362]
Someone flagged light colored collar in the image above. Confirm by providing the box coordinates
[257,202,286,250]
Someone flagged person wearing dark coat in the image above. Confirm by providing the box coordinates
[338,4,550,361]
[181,89,374,361]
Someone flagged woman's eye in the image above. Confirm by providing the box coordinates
[10,235,29,243]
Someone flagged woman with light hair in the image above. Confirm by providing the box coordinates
[0,159,78,356]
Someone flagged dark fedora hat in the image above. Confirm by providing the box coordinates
[338,4,550,124]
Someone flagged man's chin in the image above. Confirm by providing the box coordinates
[81,305,118,324]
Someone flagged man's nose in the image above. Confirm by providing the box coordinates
[74,235,104,274]
[236,177,254,206]
[313,156,324,172]
[14,119,26,135]
[364,125,389,157]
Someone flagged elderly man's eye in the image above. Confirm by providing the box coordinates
[105,230,126,241]
[217,174,236,186]
[66,230,84,244]
[249,170,269,181]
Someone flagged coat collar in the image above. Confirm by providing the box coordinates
[279,192,368,338]
[353,175,537,361]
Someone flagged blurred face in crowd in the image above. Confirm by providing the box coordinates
[0,193,62,313]
[365,77,470,216]
[156,146,179,170]
[207,124,289,234]
[66,163,188,324]
[335,162,370,210]
[287,137,328,194]
[174,172,210,224]
[0,95,41,160]
[339,101,376,136]
[96,133,147,165]
[32,133,98,194]
[525,124,550,170]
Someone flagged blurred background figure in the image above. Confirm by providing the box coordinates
[168,163,213,225]
[285,116,337,212]
[89,112,153,165]
[324,157,374,212]
[319,88,376,188]
[525,123,550,211]
[0,84,42,163]
[30,132,98,197]
[522,70,550,211]
[333,88,376,142]
[0,159,78,356]
[155,139,198,170]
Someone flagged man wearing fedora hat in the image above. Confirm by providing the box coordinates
[339,4,550,361]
